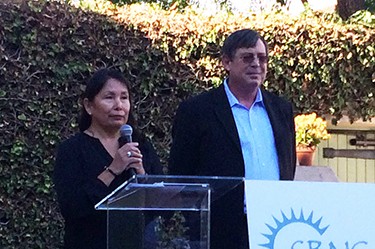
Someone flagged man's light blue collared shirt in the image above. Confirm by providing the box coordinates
[224,80,279,180]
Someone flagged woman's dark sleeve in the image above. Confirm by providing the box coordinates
[53,138,111,220]
[140,139,164,175]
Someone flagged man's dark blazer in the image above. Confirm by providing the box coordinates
[169,84,296,249]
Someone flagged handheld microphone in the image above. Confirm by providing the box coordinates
[119,124,133,145]
[119,124,136,176]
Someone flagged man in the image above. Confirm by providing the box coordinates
[169,29,296,249]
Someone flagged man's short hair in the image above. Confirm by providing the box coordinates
[222,29,268,59]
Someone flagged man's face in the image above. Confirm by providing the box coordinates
[222,39,268,91]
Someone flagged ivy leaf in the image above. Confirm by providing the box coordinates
[17,114,27,121]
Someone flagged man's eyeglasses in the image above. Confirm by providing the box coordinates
[237,54,268,64]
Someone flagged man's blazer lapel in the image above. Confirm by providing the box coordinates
[212,85,242,153]
[262,90,291,166]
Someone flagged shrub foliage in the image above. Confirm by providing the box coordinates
[0,0,374,247]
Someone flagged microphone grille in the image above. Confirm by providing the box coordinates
[120,124,133,137]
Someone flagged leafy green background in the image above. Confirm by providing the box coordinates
[0,0,374,248]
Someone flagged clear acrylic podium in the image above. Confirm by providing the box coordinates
[95,175,243,249]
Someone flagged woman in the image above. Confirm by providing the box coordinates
[54,68,163,249]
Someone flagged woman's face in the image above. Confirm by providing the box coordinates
[85,78,130,131]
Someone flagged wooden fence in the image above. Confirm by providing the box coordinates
[313,117,375,183]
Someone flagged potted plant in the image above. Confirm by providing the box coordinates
[294,112,330,165]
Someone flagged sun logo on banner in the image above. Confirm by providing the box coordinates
[259,209,329,249]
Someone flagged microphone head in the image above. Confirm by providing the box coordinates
[120,124,133,137]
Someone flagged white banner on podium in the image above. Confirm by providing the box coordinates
[245,180,375,249]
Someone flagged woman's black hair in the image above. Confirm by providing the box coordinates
[78,68,137,132]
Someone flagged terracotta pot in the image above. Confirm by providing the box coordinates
[296,145,316,166]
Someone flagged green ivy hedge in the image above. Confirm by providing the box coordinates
[0,0,374,248]
[116,4,375,121]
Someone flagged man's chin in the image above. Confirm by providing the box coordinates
[245,75,262,84]
[246,80,262,88]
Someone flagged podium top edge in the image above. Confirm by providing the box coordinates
[94,175,245,210]
[136,174,245,181]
